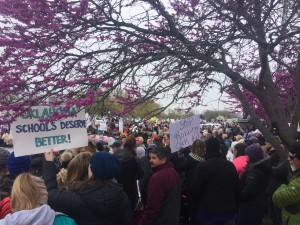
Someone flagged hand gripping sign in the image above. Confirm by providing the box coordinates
[11,106,88,156]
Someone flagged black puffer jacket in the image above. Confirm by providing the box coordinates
[239,157,272,211]
[43,161,131,225]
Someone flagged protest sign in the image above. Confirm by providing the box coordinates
[119,118,124,132]
[169,115,201,152]
[11,106,88,157]
[95,119,107,131]
[99,120,107,131]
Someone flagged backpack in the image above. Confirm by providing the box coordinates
[53,213,77,225]
[0,196,12,219]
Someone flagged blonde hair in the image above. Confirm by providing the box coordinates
[11,173,41,212]
[235,135,243,141]
[60,151,73,162]
[57,168,68,189]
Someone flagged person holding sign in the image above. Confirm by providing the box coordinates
[43,150,131,225]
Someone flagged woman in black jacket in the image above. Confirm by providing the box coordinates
[180,139,206,225]
[112,137,144,212]
[43,150,131,225]
[237,144,272,225]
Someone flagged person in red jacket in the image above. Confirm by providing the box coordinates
[140,146,181,225]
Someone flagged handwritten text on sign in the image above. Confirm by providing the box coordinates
[11,106,88,157]
[169,115,201,152]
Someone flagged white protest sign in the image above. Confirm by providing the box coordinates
[226,119,232,124]
[99,120,107,131]
[169,115,201,153]
[95,119,107,131]
[11,106,88,157]
[119,118,124,132]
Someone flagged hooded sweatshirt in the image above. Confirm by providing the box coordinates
[0,205,55,225]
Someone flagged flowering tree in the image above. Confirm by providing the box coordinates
[0,0,299,151]
[226,70,296,120]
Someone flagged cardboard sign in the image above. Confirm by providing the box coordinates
[169,115,201,152]
[11,106,88,156]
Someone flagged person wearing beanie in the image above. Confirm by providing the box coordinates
[6,152,31,176]
[43,150,131,225]
[191,137,241,224]
[96,140,104,151]
[232,143,248,178]
[0,172,76,225]
[273,142,300,225]
[245,144,264,163]
[89,151,121,179]
[237,144,272,225]
[249,136,259,145]
[0,152,31,200]
[152,134,163,147]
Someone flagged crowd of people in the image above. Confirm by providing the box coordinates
[0,117,298,225]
